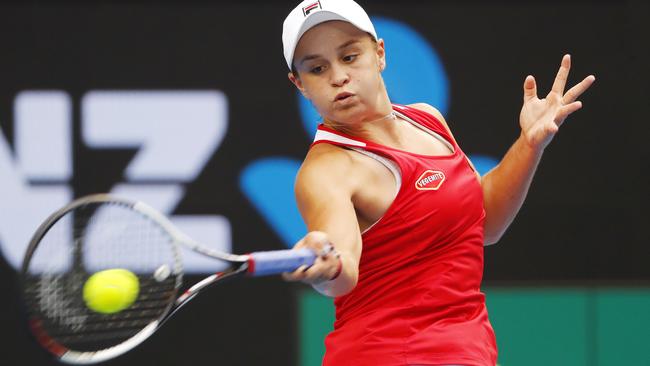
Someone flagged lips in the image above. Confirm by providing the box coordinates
[334,92,354,102]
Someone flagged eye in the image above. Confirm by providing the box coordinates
[310,65,324,74]
[343,54,358,63]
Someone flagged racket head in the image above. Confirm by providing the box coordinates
[21,194,184,364]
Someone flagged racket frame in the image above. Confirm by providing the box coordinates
[20,194,314,364]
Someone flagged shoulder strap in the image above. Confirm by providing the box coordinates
[392,104,456,147]
[393,104,456,152]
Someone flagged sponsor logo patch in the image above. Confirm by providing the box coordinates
[302,1,322,16]
[415,170,445,190]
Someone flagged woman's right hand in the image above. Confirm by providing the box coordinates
[282,231,342,285]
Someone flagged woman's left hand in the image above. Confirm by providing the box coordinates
[519,54,595,153]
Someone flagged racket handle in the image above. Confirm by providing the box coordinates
[247,248,317,277]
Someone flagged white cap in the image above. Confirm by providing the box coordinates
[282,0,377,70]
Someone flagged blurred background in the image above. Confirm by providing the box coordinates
[1,0,648,365]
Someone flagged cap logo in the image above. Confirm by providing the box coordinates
[302,1,322,16]
[415,170,446,191]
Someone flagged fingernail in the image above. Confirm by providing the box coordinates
[295,265,305,272]
[319,244,333,256]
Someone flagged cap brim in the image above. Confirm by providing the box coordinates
[288,12,349,69]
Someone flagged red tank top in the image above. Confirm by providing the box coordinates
[312,104,497,366]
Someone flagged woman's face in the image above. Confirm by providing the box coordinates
[290,20,387,125]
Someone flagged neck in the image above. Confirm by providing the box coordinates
[328,108,400,136]
[364,110,396,124]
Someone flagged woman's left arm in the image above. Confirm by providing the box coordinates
[481,54,595,244]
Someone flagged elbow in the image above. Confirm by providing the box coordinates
[483,234,501,246]
[312,277,357,297]
[482,208,510,246]
[313,262,358,297]
[329,281,357,297]
[483,226,506,246]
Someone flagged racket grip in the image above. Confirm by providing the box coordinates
[248,248,317,277]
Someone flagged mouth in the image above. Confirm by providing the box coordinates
[334,92,355,102]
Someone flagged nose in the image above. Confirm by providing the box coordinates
[329,63,349,87]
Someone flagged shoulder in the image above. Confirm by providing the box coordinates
[407,103,444,120]
[406,102,456,141]
[407,103,449,128]
[295,143,358,200]
[300,143,355,178]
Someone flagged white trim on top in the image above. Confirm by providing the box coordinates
[313,129,366,147]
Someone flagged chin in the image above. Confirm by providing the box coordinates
[330,103,369,123]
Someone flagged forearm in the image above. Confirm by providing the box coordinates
[312,253,358,297]
[481,134,543,244]
[301,208,361,297]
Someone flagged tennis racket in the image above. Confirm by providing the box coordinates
[20,194,318,364]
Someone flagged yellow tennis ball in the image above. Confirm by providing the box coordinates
[83,269,139,314]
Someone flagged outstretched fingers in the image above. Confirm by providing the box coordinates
[551,54,571,96]
[563,75,596,104]
[523,75,537,102]
[554,101,583,126]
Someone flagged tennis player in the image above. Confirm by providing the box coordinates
[281,1,595,365]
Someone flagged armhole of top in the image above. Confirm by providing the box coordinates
[393,109,455,153]
[348,147,402,235]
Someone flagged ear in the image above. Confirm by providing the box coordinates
[288,72,309,99]
[376,39,386,71]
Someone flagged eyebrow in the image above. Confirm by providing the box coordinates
[298,39,361,66]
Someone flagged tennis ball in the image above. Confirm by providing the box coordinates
[83,269,139,314]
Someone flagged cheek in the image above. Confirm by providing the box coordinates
[309,83,330,103]
[355,68,383,96]
[356,56,382,84]
[301,82,332,113]
[301,78,324,98]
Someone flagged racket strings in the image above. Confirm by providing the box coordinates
[24,276,174,348]
[22,201,182,353]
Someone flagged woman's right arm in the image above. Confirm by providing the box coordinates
[282,145,363,297]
